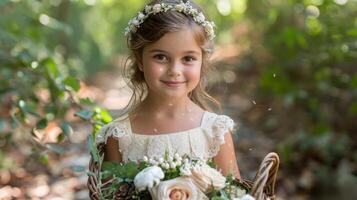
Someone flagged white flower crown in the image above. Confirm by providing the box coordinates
[125,1,216,40]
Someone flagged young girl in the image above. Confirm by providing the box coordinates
[96,0,241,180]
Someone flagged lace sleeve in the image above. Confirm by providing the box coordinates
[95,121,129,145]
[207,115,235,157]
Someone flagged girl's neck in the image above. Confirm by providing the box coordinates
[135,95,200,119]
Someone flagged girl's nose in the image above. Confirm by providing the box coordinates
[168,61,182,78]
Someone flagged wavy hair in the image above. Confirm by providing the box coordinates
[122,0,220,116]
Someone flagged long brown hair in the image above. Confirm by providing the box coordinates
[122,0,220,116]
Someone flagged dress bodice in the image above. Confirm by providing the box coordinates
[95,111,235,162]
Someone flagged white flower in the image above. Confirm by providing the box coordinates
[159,157,164,164]
[190,8,198,15]
[190,163,226,193]
[153,4,162,13]
[145,5,152,13]
[233,194,256,200]
[174,153,180,160]
[179,165,192,176]
[149,177,208,200]
[236,187,247,197]
[143,156,148,162]
[168,155,174,162]
[137,12,145,20]
[134,166,165,192]
[175,3,185,12]
[131,19,139,26]
[241,194,256,200]
[195,13,205,23]
[204,22,214,35]
[176,160,182,166]
[169,162,176,169]
[162,162,170,169]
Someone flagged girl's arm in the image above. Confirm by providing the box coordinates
[213,131,241,180]
[104,136,122,163]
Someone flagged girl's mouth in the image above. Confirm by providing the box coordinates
[161,80,186,87]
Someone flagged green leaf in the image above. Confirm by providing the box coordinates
[87,135,100,162]
[59,121,72,136]
[125,162,140,178]
[102,161,116,170]
[63,76,80,91]
[79,97,95,106]
[0,120,4,132]
[43,58,58,79]
[75,109,94,120]
[36,118,48,129]
[99,109,112,123]
[57,133,65,142]
[71,165,86,173]
[347,28,357,37]
[39,154,49,166]
[46,144,65,154]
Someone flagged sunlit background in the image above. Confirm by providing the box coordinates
[0,0,356,199]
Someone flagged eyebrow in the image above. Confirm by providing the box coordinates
[149,49,201,55]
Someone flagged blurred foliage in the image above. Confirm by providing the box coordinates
[0,0,356,198]
[240,0,357,196]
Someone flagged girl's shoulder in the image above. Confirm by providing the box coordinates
[202,111,235,133]
[95,114,131,145]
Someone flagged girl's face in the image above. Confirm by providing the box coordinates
[141,28,202,100]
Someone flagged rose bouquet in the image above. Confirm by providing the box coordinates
[100,153,255,200]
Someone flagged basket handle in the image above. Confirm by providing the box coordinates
[250,152,280,200]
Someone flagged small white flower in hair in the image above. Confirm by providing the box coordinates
[205,22,214,35]
[131,19,139,26]
[137,12,145,20]
[196,13,205,23]
[145,5,152,13]
[175,3,185,12]
[190,8,198,15]
[153,4,162,13]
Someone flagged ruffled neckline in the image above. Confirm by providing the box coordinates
[128,111,208,137]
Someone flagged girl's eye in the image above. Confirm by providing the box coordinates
[153,54,168,62]
[183,56,196,63]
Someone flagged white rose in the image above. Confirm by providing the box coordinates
[150,177,208,200]
[153,4,162,13]
[195,13,205,23]
[190,163,226,193]
[134,166,165,192]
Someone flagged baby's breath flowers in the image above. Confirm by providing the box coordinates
[124,1,216,40]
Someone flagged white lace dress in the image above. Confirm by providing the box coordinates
[95,111,235,162]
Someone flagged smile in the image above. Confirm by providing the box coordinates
[161,80,186,87]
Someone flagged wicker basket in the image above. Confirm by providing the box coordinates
[87,143,279,200]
